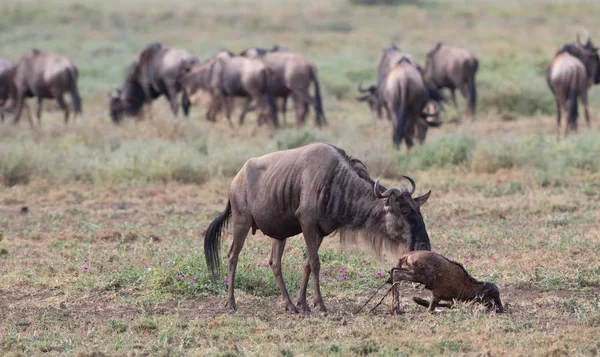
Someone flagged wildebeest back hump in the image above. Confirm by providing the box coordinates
[41,54,72,82]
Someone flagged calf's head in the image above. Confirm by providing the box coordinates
[374,176,431,251]
[478,282,504,313]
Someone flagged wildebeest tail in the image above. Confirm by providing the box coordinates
[568,88,579,131]
[310,65,326,126]
[204,200,232,283]
[263,69,279,127]
[394,76,408,149]
[466,58,478,118]
[68,67,82,115]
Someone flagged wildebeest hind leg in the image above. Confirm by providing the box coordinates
[555,98,562,139]
[450,89,461,123]
[56,94,69,124]
[292,93,308,128]
[36,97,43,124]
[239,98,252,125]
[269,239,298,313]
[225,216,252,312]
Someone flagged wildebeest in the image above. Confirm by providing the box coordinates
[11,49,82,125]
[357,45,422,120]
[357,45,443,121]
[424,43,479,122]
[109,43,197,124]
[391,251,503,314]
[380,57,442,149]
[179,58,225,122]
[208,50,279,127]
[240,46,326,127]
[547,32,600,137]
[0,58,16,122]
[204,142,432,313]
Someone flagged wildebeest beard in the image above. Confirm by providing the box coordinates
[327,147,431,263]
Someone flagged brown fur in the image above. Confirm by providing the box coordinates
[380,58,441,150]
[109,43,198,124]
[12,49,82,126]
[0,58,16,122]
[391,251,503,314]
[204,143,432,314]
[424,43,479,122]
[240,48,326,127]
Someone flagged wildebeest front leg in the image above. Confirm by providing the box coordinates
[164,82,179,117]
[428,296,441,312]
[239,97,252,125]
[581,91,590,129]
[225,215,252,312]
[292,92,309,127]
[269,239,298,313]
[296,227,325,314]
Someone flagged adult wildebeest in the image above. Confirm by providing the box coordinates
[109,43,197,124]
[381,57,442,149]
[424,43,479,122]
[204,142,432,314]
[11,49,82,125]
[357,45,443,121]
[547,32,600,137]
[240,46,326,127]
[208,51,279,128]
[0,58,16,122]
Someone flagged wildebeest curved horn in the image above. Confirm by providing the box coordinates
[402,175,416,195]
[422,101,441,117]
[357,81,371,93]
[374,178,404,198]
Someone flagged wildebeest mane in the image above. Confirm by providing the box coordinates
[323,143,413,263]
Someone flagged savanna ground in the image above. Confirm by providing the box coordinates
[1,0,600,355]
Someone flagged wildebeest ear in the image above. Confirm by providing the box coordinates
[413,190,431,207]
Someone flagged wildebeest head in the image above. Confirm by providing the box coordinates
[479,282,504,313]
[374,176,431,251]
[108,88,125,124]
[567,31,600,84]
[356,81,379,113]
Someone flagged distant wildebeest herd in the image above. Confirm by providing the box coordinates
[1,32,599,148]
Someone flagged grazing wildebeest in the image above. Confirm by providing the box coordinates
[204,142,432,314]
[0,58,16,122]
[109,43,198,124]
[381,57,442,149]
[206,51,279,128]
[11,49,82,125]
[547,32,600,137]
[424,43,479,122]
[240,46,326,127]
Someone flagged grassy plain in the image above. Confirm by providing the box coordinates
[1,0,600,356]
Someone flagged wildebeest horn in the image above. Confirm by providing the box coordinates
[357,81,370,93]
[374,178,403,198]
[422,101,441,117]
[402,175,416,195]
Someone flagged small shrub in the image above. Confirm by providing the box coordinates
[275,129,326,151]
[133,318,158,333]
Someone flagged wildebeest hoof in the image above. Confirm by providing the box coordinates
[285,303,299,314]
[297,303,311,315]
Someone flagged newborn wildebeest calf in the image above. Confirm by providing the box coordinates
[205,142,433,314]
[391,251,503,313]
